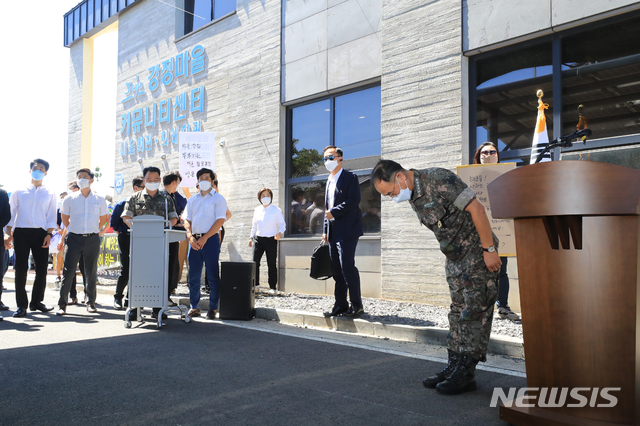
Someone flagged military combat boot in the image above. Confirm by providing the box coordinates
[435,353,480,395]
[423,349,460,388]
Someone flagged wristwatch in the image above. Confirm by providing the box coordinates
[482,246,495,253]
[47,232,53,237]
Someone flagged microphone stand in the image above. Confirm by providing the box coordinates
[534,131,591,164]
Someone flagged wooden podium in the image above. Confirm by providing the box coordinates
[488,161,640,426]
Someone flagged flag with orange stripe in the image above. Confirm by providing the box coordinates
[530,99,551,164]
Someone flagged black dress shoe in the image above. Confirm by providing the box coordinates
[29,302,54,313]
[13,307,27,318]
[114,298,123,310]
[0,302,9,311]
[323,305,349,318]
[343,306,364,318]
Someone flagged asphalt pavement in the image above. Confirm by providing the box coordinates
[0,283,525,426]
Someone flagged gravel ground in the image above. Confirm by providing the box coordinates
[97,275,523,339]
[175,282,523,339]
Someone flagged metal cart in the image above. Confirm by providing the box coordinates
[124,215,190,329]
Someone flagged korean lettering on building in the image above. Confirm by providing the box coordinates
[119,45,207,156]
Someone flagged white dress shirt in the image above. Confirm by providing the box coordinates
[185,190,228,233]
[8,184,57,230]
[250,204,286,238]
[60,190,109,234]
[326,168,343,210]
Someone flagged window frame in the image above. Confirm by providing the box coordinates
[182,0,237,36]
[64,0,137,47]
[468,10,640,164]
[284,83,382,237]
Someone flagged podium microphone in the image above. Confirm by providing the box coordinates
[574,128,592,141]
[557,128,592,144]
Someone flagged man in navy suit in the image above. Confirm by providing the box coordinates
[321,146,364,318]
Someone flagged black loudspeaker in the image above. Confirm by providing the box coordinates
[219,261,255,320]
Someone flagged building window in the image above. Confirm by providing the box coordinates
[64,0,138,47]
[183,0,236,35]
[470,13,640,164]
[87,0,95,31]
[287,85,382,236]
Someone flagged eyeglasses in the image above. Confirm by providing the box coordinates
[481,150,497,156]
[382,173,401,198]
[322,155,336,163]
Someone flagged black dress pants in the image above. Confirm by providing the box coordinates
[253,236,278,289]
[58,233,100,307]
[114,233,131,301]
[13,228,49,309]
[152,242,180,315]
[496,256,509,308]
[0,244,5,301]
[329,236,362,310]
[70,253,86,299]
[168,241,180,294]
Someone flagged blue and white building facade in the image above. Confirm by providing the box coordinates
[64,0,640,305]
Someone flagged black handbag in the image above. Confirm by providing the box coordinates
[310,243,332,280]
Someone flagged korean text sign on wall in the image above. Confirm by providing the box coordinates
[178,132,215,187]
[119,45,207,156]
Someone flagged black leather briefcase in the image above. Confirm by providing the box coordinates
[310,243,332,280]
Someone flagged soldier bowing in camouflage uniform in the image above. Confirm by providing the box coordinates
[371,159,501,395]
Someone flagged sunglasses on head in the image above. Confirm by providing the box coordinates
[322,155,336,162]
[481,150,497,156]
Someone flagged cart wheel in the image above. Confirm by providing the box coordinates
[125,321,132,328]
[184,316,191,323]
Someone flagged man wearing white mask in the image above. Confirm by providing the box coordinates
[121,166,178,320]
[56,168,109,315]
[184,167,227,320]
[370,159,500,396]
[5,158,57,317]
[320,146,364,319]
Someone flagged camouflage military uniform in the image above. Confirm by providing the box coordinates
[123,189,178,221]
[409,168,499,362]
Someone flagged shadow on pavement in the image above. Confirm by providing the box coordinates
[1,316,525,426]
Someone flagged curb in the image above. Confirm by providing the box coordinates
[5,275,524,359]
[254,307,525,359]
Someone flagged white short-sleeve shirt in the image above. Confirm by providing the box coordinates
[185,190,228,233]
[60,190,109,234]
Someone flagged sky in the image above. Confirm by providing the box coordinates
[0,0,117,196]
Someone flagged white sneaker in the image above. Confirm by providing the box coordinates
[268,289,276,295]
